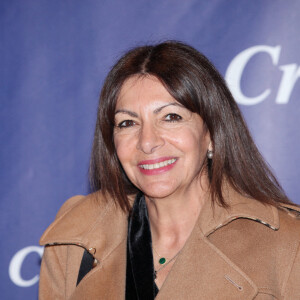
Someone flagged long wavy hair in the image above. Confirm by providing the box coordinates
[90,40,291,212]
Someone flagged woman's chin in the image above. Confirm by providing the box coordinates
[139,184,178,200]
[130,175,182,199]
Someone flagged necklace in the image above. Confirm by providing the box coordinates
[153,247,182,279]
[153,247,168,265]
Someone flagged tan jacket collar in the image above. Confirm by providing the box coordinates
[40,187,279,262]
[40,192,129,262]
[198,185,279,237]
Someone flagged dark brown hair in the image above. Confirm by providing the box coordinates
[90,40,291,212]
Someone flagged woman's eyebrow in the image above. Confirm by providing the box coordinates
[115,102,183,117]
[114,109,138,117]
[153,102,184,114]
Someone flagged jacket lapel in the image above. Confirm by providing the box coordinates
[155,188,280,299]
[40,192,129,300]
[156,218,258,299]
[70,238,127,300]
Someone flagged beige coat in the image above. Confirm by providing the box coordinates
[39,188,300,299]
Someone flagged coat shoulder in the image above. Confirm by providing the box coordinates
[55,194,86,219]
[39,191,115,246]
[39,192,129,299]
[54,192,111,219]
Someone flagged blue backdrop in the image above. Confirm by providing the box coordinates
[1,1,300,298]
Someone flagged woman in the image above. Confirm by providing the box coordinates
[39,41,300,299]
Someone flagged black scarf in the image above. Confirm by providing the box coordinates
[125,193,159,299]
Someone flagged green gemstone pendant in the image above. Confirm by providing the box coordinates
[159,257,166,265]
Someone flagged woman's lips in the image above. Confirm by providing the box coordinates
[138,157,178,175]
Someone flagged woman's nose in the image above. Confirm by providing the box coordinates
[136,123,164,154]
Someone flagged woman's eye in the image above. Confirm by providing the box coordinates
[117,120,135,128]
[165,113,182,122]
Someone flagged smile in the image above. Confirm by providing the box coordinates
[139,158,177,170]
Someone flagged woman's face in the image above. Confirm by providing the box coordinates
[113,75,211,199]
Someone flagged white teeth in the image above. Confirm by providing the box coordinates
[140,158,176,170]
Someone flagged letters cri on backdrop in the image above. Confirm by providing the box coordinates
[225,45,300,105]
[8,44,299,288]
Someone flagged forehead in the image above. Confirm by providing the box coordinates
[116,75,176,108]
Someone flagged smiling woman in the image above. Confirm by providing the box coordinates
[113,76,211,201]
[39,41,300,299]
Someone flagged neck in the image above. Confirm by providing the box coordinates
[145,184,209,251]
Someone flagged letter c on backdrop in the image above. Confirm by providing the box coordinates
[9,246,44,287]
[225,45,281,105]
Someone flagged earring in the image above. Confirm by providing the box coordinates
[207,150,213,159]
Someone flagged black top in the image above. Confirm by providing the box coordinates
[126,193,159,300]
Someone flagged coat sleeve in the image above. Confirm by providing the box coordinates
[282,242,300,299]
[39,244,69,299]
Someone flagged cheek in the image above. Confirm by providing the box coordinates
[114,135,133,167]
[170,130,202,150]
[174,131,209,162]
[113,136,124,162]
